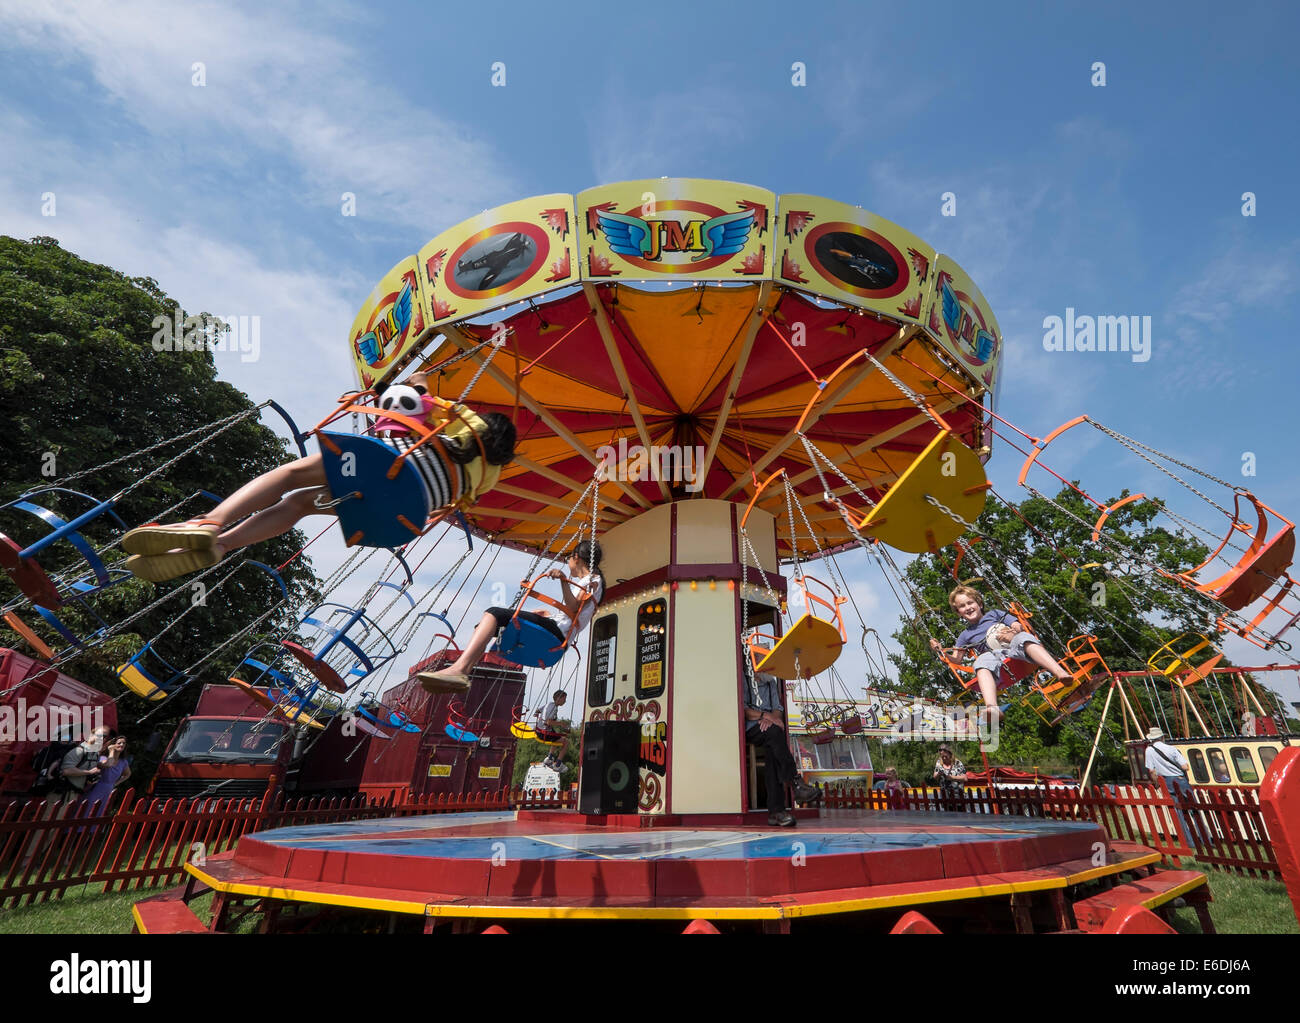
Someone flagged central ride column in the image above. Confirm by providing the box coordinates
[581,498,783,816]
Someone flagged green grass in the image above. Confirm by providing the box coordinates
[0,884,208,935]
[1167,861,1299,935]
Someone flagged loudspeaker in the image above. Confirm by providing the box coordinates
[578,720,641,814]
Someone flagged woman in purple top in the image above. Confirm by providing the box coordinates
[80,733,131,815]
[928,585,1071,724]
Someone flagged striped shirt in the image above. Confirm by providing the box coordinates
[388,435,469,513]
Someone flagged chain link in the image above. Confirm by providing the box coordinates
[1086,418,1234,518]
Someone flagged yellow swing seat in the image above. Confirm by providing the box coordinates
[752,613,845,680]
[1021,635,1112,724]
[856,432,990,554]
[1147,633,1223,688]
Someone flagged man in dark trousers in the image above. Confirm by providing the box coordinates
[743,668,822,826]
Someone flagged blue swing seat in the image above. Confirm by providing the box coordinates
[318,432,432,549]
[444,723,480,743]
[0,487,128,608]
[494,617,567,670]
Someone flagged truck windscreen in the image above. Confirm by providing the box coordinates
[166,719,288,763]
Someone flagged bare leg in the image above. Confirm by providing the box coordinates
[213,487,334,556]
[444,611,500,675]
[207,454,328,527]
[1022,641,1071,680]
[975,667,1000,711]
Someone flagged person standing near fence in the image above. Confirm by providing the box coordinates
[1143,727,1202,844]
[21,726,108,865]
[80,733,131,815]
[932,745,967,810]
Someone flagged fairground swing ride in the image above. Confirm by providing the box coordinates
[105,178,1300,935]
[3,180,1296,809]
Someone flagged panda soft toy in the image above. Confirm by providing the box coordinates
[378,384,425,418]
[374,383,430,436]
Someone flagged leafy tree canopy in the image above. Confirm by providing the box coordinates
[0,236,321,784]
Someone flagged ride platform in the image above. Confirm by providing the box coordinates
[172,809,1207,933]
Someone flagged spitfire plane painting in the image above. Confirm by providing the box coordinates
[452,231,535,290]
[815,230,900,291]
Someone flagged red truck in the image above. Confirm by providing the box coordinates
[150,683,374,802]
[150,651,527,804]
[0,648,118,803]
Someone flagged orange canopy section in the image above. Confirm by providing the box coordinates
[420,281,988,559]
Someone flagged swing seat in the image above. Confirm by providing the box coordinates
[1180,492,1296,612]
[225,678,326,730]
[318,432,433,549]
[1147,634,1223,688]
[280,640,349,693]
[116,642,186,702]
[942,648,1034,693]
[752,613,844,680]
[509,721,537,740]
[1024,673,1107,725]
[3,610,55,660]
[445,701,486,744]
[856,432,991,554]
[1022,634,1112,723]
[0,488,127,608]
[495,617,567,670]
[353,716,391,739]
[840,714,863,735]
[812,727,836,745]
[356,702,419,735]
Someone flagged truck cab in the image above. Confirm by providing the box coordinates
[151,683,371,801]
[151,685,294,801]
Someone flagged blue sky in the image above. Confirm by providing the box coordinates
[2,0,1298,710]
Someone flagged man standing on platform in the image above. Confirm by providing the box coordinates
[743,669,823,827]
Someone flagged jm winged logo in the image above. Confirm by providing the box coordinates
[587,198,766,273]
[354,277,415,369]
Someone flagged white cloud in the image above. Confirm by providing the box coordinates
[584,83,753,186]
[0,0,517,229]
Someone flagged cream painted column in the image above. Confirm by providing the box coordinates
[583,499,780,815]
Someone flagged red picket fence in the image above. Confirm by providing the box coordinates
[0,785,570,909]
[1,779,1281,911]
[823,780,1279,878]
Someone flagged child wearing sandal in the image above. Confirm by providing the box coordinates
[418,540,604,694]
[121,372,516,582]
[928,584,1073,723]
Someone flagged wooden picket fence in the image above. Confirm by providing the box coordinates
[823,780,1279,878]
[0,785,570,909]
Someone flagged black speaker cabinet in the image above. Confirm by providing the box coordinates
[578,720,641,814]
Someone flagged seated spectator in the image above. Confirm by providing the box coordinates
[743,665,823,827]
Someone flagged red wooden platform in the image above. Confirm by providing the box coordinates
[167,808,1208,932]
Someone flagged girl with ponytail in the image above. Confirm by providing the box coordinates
[420,539,605,693]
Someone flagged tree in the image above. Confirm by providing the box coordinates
[879,484,1282,781]
[0,236,321,784]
